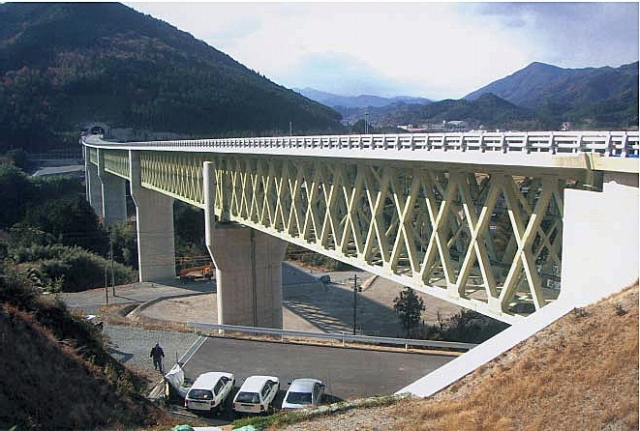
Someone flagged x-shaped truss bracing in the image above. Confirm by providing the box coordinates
[101,150,569,322]
[212,155,567,322]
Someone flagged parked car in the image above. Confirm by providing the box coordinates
[281,378,325,410]
[232,375,280,415]
[85,314,103,331]
[184,371,236,415]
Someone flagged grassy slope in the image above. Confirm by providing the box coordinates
[271,281,639,431]
[0,296,172,430]
[407,281,639,431]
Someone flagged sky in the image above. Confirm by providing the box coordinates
[124,2,639,101]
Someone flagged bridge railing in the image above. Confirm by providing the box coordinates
[84,131,639,158]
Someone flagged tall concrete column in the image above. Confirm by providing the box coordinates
[203,162,288,328]
[129,151,176,282]
[97,150,127,227]
[560,174,639,307]
[84,146,102,218]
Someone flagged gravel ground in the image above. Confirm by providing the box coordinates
[102,322,201,373]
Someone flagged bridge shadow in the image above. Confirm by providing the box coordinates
[150,277,217,294]
[282,265,405,337]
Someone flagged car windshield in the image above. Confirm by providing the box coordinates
[235,392,260,404]
[188,389,213,400]
[286,392,312,404]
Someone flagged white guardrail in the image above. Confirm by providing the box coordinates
[85,131,640,158]
[186,322,478,351]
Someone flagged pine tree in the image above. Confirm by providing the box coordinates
[393,286,425,337]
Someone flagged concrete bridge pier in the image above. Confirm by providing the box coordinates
[129,152,176,281]
[84,146,102,218]
[560,171,639,307]
[97,150,127,227]
[209,224,288,328]
[203,162,288,328]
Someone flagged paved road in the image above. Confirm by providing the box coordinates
[62,262,463,427]
[183,337,454,402]
[62,261,463,381]
[176,336,454,425]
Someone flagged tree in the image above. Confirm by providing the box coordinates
[0,165,35,228]
[393,286,425,337]
[5,148,33,172]
[24,197,108,255]
[107,221,138,268]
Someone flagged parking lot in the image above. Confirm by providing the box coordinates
[64,262,464,426]
[172,335,456,425]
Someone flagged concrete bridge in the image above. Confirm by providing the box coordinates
[82,131,639,329]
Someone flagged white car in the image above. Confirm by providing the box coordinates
[232,375,280,415]
[184,372,236,415]
[281,378,325,410]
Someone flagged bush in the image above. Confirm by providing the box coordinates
[10,244,137,292]
[415,309,510,344]
[0,266,38,309]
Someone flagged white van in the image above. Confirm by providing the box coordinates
[184,371,236,415]
[232,375,280,415]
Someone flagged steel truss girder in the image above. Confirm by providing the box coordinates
[91,149,571,322]
[214,156,568,322]
[140,151,206,208]
[103,149,129,179]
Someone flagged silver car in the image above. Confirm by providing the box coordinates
[281,378,325,410]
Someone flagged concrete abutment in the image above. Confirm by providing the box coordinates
[560,175,639,307]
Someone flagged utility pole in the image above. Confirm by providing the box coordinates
[110,241,115,297]
[104,263,109,305]
[352,274,362,335]
[364,111,369,134]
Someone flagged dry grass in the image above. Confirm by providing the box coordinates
[275,281,639,431]
[0,297,174,430]
[398,281,639,431]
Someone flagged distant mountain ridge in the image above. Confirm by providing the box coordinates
[330,62,638,131]
[295,88,432,109]
[0,2,636,154]
[464,61,639,109]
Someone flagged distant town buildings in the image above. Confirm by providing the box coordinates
[398,120,469,133]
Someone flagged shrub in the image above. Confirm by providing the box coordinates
[10,244,137,292]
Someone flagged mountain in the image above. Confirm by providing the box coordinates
[464,61,639,111]
[347,62,638,131]
[295,88,432,109]
[0,3,343,153]
[341,93,535,132]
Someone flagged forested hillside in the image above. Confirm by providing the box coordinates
[464,61,639,129]
[0,2,343,153]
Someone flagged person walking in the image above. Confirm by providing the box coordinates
[150,342,165,372]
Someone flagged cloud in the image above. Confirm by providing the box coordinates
[472,2,639,67]
[283,52,402,96]
[125,2,639,100]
